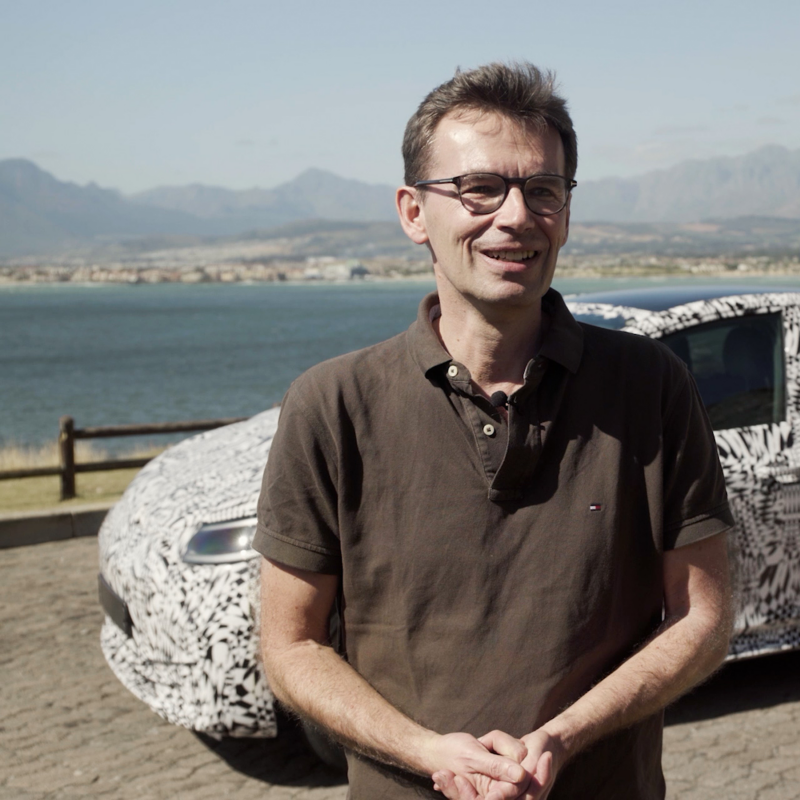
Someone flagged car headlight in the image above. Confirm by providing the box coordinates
[182,518,259,564]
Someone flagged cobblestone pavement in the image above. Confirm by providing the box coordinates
[2,537,799,799]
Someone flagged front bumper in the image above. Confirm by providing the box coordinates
[98,559,277,738]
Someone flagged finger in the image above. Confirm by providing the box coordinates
[523,751,553,799]
[485,781,529,800]
[453,774,480,800]
[478,730,528,763]
[519,733,548,777]
[534,751,553,787]
[432,770,461,799]
[469,753,527,784]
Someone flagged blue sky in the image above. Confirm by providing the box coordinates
[2,0,799,193]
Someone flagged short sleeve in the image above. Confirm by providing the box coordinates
[662,366,735,550]
[253,380,342,573]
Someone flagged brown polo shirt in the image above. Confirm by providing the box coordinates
[254,289,733,800]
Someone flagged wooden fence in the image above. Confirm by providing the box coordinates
[0,415,248,500]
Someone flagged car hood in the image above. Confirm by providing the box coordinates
[99,407,280,567]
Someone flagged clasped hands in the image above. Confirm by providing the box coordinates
[428,728,561,800]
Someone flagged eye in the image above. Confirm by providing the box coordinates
[525,180,560,199]
[460,175,504,197]
[528,186,555,197]
[524,177,569,209]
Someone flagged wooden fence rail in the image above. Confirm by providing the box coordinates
[0,415,248,500]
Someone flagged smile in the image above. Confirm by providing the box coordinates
[484,250,538,262]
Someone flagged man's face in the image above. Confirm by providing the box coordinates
[400,111,571,314]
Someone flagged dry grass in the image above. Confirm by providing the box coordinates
[0,469,145,513]
[0,440,163,471]
[0,441,166,514]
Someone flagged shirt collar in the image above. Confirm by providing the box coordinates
[538,288,584,374]
[407,293,452,376]
[408,288,584,377]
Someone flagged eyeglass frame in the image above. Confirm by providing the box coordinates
[413,172,578,216]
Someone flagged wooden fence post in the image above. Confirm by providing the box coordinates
[0,415,251,494]
[59,416,76,500]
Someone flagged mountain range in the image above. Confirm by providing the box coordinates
[1,145,800,258]
[130,168,398,233]
[573,145,800,223]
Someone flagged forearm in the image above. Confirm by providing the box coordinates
[264,636,438,775]
[541,599,731,761]
[537,531,733,770]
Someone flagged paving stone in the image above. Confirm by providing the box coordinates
[2,537,800,799]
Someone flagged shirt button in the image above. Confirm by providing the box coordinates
[483,423,496,437]
[447,365,458,377]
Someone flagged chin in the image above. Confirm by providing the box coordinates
[473,286,549,313]
[484,273,553,306]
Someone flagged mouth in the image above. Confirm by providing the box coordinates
[484,249,539,263]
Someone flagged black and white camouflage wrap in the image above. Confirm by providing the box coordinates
[569,291,800,659]
[98,408,280,738]
[99,290,800,740]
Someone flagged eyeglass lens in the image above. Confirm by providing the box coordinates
[458,174,569,216]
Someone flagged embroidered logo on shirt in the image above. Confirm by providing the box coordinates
[589,503,603,512]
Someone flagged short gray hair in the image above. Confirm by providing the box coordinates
[402,61,577,186]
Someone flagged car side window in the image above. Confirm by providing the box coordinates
[662,313,785,430]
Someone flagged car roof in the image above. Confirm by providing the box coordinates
[565,284,800,311]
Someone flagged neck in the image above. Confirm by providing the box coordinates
[434,291,547,400]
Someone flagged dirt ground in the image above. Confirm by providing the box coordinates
[1,536,799,799]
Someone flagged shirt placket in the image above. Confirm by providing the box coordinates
[444,358,550,501]
[444,363,507,480]
[488,357,548,502]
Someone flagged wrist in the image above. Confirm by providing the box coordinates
[537,719,575,769]
[402,726,443,776]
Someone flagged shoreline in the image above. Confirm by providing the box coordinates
[3,253,800,287]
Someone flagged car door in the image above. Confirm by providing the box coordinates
[660,297,800,657]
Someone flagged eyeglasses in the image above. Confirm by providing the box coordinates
[414,172,577,216]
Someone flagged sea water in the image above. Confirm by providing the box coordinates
[5,275,800,450]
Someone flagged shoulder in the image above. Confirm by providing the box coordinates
[579,322,687,376]
[273,330,417,464]
[575,323,691,414]
[291,330,410,394]
[281,331,415,430]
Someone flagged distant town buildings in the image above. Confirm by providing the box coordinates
[2,253,800,285]
[0,254,434,285]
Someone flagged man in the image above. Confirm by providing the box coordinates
[254,62,733,800]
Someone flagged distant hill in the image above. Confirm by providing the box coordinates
[232,215,800,259]
[0,162,398,257]
[129,168,398,233]
[572,145,800,223]
[564,216,800,257]
[3,146,800,258]
[0,159,208,257]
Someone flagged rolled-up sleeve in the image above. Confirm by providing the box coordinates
[253,379,342,574]
[661,367,735,551]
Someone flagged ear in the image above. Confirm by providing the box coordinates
[396,186,429,245]
[562,193,571,246]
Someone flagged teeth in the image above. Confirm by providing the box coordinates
[486,250,536,261]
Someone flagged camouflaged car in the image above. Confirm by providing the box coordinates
[98,285,800,744]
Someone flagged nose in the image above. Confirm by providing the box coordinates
[495,184,535,228]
